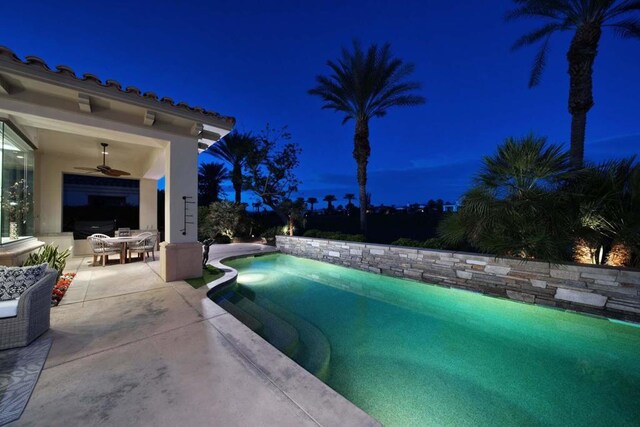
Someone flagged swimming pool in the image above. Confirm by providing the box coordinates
[214,253,640,426]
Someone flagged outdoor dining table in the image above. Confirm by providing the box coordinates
[103,236,143,264]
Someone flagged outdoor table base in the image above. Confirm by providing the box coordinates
[102,236,143,264]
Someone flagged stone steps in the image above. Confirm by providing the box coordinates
[217,298,262,332]
[254,296,331,381]
[230,292,300,358]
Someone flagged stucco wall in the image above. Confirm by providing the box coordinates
[276,236,640,323]
[139,178,158,231]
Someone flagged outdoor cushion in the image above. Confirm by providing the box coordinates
[0,298,19,318]
[0,263,49,301]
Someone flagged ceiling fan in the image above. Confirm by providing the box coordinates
[74,143,131,177]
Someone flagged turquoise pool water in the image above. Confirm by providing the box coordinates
[215,254,640,426]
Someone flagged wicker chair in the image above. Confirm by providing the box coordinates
[0,268,57,350]
[88,234,121,266]
[127,232,156,262]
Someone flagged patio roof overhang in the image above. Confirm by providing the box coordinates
[0,46,235,280]
[0,46,235,171]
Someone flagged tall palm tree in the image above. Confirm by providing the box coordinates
[252,201,263,212]
[344,193,355,207]
[306,197,318,211]
[323,194,337,210]
[309,41,425,231]
[204,131,257,203]
[507,0,640,167]
[198,162,228,206]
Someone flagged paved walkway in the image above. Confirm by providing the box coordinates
[13,244,377,426]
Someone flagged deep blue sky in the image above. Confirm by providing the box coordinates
[4,1,639,205]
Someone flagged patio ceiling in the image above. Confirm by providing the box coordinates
[35,129,163,179]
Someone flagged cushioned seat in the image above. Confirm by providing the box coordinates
[0,267,56,350]
[0,298,19,318]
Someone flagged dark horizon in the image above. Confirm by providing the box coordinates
[5,0,639,205]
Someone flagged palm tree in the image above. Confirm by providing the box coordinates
[252,201,262,212]
[204,131,257,203]
[306,197,318,211]
[438,134,575,261]
[198,162,228,206]
[344,193,355,207]
[323,194,337,210]
[309,41,425,231]
[507,0,640,167]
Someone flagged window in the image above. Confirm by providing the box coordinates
[0,121,34,245]
[62,174,139,238]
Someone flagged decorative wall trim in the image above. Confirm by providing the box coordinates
[276,236,640,323]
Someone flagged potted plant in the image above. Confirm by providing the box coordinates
[2,179,31,240]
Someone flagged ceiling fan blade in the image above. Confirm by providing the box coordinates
[108,169,131,176]
[102,169,131,177]
[74,166,101,172]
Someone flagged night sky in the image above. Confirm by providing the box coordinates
[4,0,639,205]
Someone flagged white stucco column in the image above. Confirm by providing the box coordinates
[139,178,158,231]
[160,138,201,281]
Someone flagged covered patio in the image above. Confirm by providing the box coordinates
[0,46,234,281]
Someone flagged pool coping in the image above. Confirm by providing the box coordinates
[202,248,381,427]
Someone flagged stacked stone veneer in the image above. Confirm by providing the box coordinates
[276,236,640,322]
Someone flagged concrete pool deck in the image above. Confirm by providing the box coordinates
[12,243,378,426]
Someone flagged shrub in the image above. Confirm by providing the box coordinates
[391,238,424,247]
[262,226,286,239]
[438,135,575,262]
[23,244,71,278]
[213,234,232,244]
[302,229,365,242]
[199,201,247,239]
[391,237,448,249]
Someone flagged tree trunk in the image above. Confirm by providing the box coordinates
[288,215,294,236]
[570,111,587,167]
[567,23,601,168]
[353,119,371,232]
[232,164,242,203]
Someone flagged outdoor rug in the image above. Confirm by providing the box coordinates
[0,337,52,425]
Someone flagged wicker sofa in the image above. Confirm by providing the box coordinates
[0,268,57,350]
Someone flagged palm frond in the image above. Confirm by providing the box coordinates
[204,131,257,167]
[610,18,640,37]
[507,0,640,88]
[605,0,640,19]
[505,1,567,21]
[511,23,564,50]
[309,39,425,123]
[528,36,551,87]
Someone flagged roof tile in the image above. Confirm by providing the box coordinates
[0,45,235,125]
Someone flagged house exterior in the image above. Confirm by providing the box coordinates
[0,46,234,281]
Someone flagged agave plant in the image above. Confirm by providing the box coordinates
[23,244,71,278]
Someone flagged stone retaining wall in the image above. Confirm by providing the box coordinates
[276,236,640,322]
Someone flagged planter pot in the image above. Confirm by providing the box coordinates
[9,222,18,240]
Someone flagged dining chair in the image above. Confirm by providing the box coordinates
[87,234,121,266]
[128,232,156,262]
